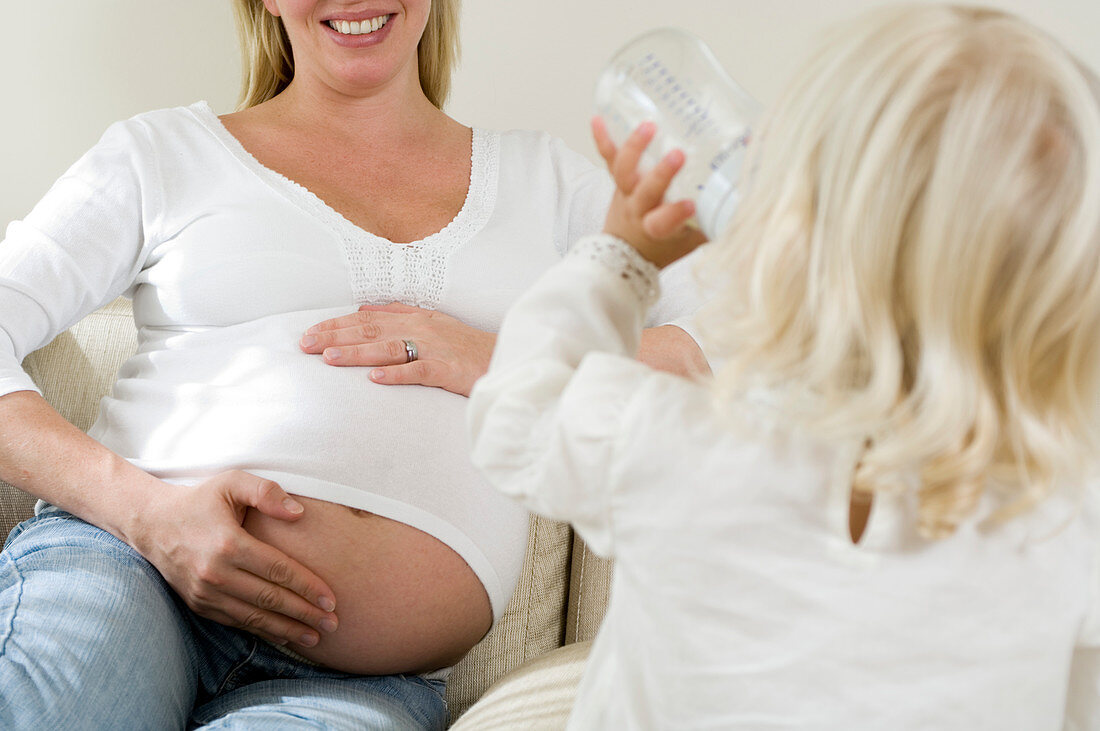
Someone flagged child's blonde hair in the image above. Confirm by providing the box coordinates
[699,4,1100,538]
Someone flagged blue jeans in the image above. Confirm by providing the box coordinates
[0,507,448,730]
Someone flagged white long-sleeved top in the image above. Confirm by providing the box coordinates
[0,102,702,621]
[468,235,1100,729]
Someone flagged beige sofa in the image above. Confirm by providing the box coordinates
[0,297,610,727]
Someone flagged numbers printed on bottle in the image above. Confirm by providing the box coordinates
[637,53,719,141]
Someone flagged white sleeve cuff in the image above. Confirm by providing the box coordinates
[567,234,661,308]
[0,369,42,399]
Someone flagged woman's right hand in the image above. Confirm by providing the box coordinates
[129,470,339,648]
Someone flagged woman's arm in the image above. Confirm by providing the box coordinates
[0,390,339,648]
[639,324,710,377]
[0,118,337,649]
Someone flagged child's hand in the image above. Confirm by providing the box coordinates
[592,117,708,268]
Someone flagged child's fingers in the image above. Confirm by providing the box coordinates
[643,200,698,239]
[611,122,656,194]
[590,117,618,168]
[631,149,686,213]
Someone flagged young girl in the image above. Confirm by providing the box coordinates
[468,4,1100,729]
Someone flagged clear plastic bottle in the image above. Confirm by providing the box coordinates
[594,28,761,239]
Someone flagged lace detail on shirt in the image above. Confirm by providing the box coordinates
[191,101,499,310]
[344,129,499,308]
[570,234,661,306]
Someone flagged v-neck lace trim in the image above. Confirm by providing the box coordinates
[189,100,499,309]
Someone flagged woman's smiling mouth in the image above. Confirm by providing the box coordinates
[326,14,391,35]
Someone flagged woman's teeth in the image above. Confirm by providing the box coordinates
[327,15,390,35]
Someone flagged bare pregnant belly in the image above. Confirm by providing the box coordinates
[243,495,492,675]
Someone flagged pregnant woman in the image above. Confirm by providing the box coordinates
[0,0,704,728]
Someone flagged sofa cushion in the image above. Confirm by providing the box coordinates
[450,641,591,729]
[21,297,139,433]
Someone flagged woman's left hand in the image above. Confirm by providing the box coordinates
[300,303,495,397]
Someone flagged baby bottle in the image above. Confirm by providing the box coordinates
[594,28,761,239]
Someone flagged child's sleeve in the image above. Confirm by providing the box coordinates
[468,234,662,557]
[1065,537,1100,729]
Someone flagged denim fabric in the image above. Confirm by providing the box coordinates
[0,508,448,730]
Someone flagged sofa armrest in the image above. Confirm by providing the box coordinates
[564,535,613,644]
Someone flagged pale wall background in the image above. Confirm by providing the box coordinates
[2,0,1098,228]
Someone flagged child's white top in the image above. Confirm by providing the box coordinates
[469,234,1100,729]
[0,103,702,620]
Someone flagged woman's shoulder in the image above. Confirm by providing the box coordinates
[490,128,600,175]
[124,100,209,123]
[53,101,221,187]
[98,101,221,152]
[124,100,218,134]
[487,127,610,210]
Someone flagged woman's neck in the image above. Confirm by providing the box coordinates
[260,73,454,146]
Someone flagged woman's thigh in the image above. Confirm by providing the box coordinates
[0,508,197,730]
[191,674,448,730]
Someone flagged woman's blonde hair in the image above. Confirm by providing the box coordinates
[699,4,1100,538]
[231,0,461,110]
